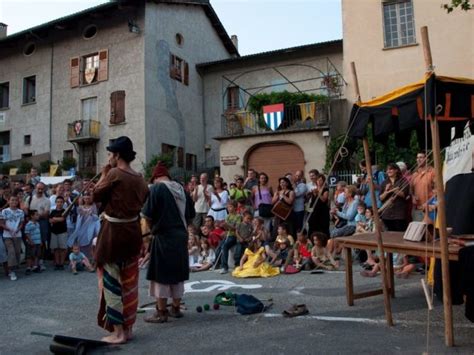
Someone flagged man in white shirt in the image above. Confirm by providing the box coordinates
[293,170,307,232]
[191,173,214,228]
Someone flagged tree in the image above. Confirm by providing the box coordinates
[324,125,421,174]
[443,0,472,12]
[142,153,173,181]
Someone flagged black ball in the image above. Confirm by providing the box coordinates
[196,306,203,313]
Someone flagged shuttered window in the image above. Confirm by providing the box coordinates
[169,53,189,86]
[70,58,80,88]
[98,49,108,81]
[110,91,126,124]
[70,49,108,88]
[185,153,196,171]
[226,86,240,111]
[177,147,184,168]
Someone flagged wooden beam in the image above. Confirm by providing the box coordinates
[421,25,454,347]
[350,61,393,326]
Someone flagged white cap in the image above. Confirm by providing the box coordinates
[396,161,407,172]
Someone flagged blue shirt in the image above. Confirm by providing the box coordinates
[25,221,42,244]
[336,199,358,226]
[293,182,308,213]
[355,213,367,224]
[69,252,86,263]
[361,171,385,208]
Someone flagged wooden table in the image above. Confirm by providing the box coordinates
[336,232,461,306]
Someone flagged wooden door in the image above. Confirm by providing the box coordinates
[247,142,305,191]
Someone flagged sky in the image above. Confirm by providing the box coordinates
[0,0,342,55]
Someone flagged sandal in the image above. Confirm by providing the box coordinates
[169,305,184,318]
[282,304,309,318]
[144,309,168,323]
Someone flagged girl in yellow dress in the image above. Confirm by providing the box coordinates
[232,238,280,278]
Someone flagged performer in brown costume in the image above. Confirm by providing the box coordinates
[93,136,148,344]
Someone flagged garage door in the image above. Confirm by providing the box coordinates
[247,142,305,191]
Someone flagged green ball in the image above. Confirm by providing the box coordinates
[203,304,210,311]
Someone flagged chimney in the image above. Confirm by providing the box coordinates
[231,35,238,51]
[0,23,7,39]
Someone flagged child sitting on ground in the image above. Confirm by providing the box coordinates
[188,234,201,268]
[69,244,94,274]
[293,230,314,270]
[24,210,42,274]
[268,238,291,269]
[311,232,338,270]
[232,237,279,278]
[354,202,367,234]
[191,239,216,272]
[275,223,295,246]
[358,208,379,270]
[252,217,269,242]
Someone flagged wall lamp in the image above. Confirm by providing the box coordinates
[128,20,140,34]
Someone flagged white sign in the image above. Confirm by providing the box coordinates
[184,280,262,293]
[444,135,474,183]
[40,175,75,185]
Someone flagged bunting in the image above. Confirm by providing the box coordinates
[235,110,253,128]
[298,102,317,122]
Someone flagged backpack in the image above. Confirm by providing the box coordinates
[235,294,265,315]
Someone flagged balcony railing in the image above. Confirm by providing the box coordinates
[67,120,100,143]
[221,101,329,137]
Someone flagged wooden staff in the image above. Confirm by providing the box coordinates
[350,61,393,326]
[61,172,101,217]
[421,26,454,347]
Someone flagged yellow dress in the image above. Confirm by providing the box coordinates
[232,247,280,278]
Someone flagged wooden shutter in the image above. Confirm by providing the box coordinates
[170,54,176,79]
[70,57,80,88]
[98,49,108,82]
[183,61,189,86]
[115,91,125,124]
[110,90,126,124]
[177,147,184,168]
[110,91,117,124]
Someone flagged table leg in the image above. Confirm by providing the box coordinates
[344,247,354,306]
[387,253,395,298]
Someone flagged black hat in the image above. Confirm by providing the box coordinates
[106,136,136,161]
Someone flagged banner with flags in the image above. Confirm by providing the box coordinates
[298,102,316,122]
[235,110,253,128]
[263,103,284,131]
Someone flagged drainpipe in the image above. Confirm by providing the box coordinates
[49,41,54,161]
[201,72,207,169]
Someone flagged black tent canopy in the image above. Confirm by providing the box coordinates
[347,73,474,148]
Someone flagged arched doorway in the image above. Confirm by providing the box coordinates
[247,142,305,191]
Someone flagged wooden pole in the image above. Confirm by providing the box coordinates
[421,26,454,347]
[350,62,393,326]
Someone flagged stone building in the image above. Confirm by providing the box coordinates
[0,0,237,174]
[198,40,347,188]
[342,0,474,105]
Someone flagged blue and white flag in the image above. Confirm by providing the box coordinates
[263,103,284,131]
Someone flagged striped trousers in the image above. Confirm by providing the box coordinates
[97,258,139,332]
